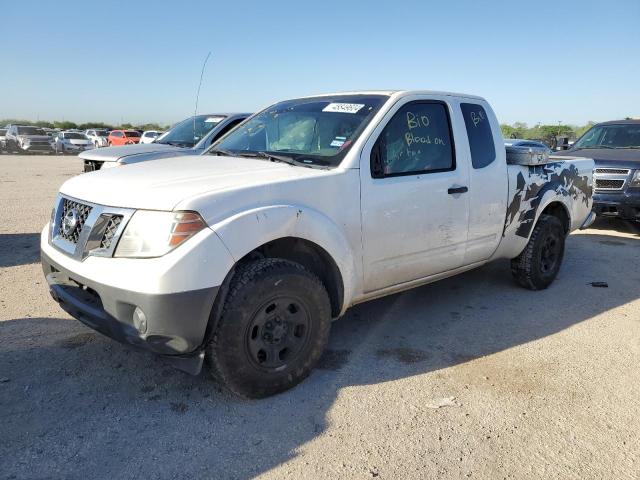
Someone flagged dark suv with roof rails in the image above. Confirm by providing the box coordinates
[556,119,640,222]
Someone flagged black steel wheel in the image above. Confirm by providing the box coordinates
[206,258,332,398]
[245,296,312,371]
[511,214,566,290]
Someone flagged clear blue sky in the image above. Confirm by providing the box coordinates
[2,0,638,126]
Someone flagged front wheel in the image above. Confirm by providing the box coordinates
[511,214,565,290]
[206,258,332,398]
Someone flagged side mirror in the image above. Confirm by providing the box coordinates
[370,140,385,178]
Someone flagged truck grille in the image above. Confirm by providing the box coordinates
[100,216,123,249]
[595,168,630,175]
[58,199,93,243]
[595,179,625,190]
[51,196,134,260]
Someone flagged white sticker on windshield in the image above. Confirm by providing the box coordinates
[322,103,365,114]
[205,116,225,123]
[330,136,347,147]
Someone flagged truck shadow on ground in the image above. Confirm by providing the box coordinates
[0,233,41,268]
[1,231,639,479]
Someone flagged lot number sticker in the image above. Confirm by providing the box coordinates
[322,103,365,114]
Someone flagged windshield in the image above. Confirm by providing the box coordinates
[574,124,640,149]
[64,133,86,139]
[17,126,46,136]
[96,130,108,137]
[211,95,386,167]
[0,129,6,136]
[157,115,226,147]
[124,131,140,137]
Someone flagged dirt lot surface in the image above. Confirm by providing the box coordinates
[1,155,639,480]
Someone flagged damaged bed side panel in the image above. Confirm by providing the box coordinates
[494,158,594,260]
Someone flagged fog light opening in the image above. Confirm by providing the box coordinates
[133,307,148,334]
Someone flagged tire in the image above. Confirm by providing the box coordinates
[511,214,565,290]
[206,258,332,398]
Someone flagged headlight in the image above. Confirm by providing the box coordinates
[114,210,206,258]
[631,170,640,187]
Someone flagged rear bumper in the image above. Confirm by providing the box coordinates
[580,211,597,229]
[42,251,218,374]
[593,190,640,221]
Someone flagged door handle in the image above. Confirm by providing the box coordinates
[447,186,468,195]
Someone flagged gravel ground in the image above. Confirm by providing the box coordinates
[1,155,639,480]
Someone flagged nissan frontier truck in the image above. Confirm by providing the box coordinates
[41,90,594,398]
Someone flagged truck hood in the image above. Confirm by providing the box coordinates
[78,143,182,162]
[557,148,640,169]
[59,155,327,211]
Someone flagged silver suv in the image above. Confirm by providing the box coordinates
[5,125,54,154]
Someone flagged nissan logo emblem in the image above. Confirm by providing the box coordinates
[62,208,79,236]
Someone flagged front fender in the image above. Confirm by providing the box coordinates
[211,205,357,314]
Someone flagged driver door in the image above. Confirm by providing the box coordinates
[360,96,470,292]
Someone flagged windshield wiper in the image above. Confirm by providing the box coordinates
[255,151,306,166]
[163,141,192,147]
[227,151,307,167]
[209,148,236,157]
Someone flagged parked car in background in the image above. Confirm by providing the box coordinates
[53,131,93,154]
[85,129,110,148]
[0,128,7,152]
[4,125,54,154]
[556,119,640,222]
[80,113,249,171]
[42,91,594,398]
[140,130,162,144]
[107,130,141,146]
[504,138,553,154]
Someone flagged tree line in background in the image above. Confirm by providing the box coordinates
[500,122,596,144]
[0,119,170,132]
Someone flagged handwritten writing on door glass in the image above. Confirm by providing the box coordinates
[404,111,446,147]
[381,103,453,175]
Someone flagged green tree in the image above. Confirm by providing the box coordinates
[574,121,596,138]
[53,121,78,130]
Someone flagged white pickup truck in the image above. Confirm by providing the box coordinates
[41,90,594,398]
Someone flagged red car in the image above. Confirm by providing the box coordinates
[107,130,141,146]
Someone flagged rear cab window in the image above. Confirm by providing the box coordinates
[460,103,496,169]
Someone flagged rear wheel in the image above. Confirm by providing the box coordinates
[206,258,332,398]
[511,214,565,290]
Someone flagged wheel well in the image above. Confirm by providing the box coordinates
[540,202,570,234]
[232,237,345,318]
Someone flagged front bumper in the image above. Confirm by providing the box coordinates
[593,190,640,221]
[22,144,53,152]
[65,144,92,151]
[42,250,218,374]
